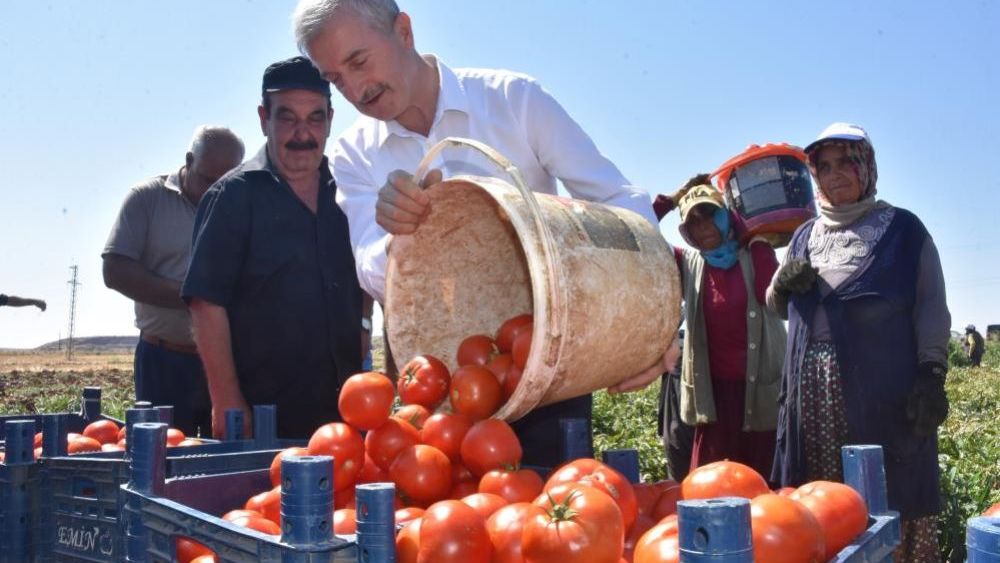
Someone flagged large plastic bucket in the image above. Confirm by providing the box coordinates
[385,138,681,421]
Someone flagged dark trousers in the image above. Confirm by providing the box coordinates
[660,372,695,482]
[134,340,212,437]
[511,394,593,469]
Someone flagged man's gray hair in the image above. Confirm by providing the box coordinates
[292,0,400,55]
[189,125,245,160]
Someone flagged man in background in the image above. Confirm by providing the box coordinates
[103,125,245,436]
[966,324,985,367]
[182,57,367,439]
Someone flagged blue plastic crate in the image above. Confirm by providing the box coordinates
[39,406,303,562]
[967,516,1000,562]
[122,423,396,563]
[675,445,902,562]
[0,420,42,563]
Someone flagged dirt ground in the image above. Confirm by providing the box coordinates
[0,350,134,416]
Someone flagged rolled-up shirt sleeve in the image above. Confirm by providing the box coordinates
[333,135,390,304]
[517,78,657,226]
[181,181,249,307]
[913,237,951,366]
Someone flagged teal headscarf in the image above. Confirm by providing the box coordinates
[701,208,740,269]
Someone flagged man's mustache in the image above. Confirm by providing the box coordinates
[286,140,319,151]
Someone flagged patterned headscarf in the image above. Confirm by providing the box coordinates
[806,138,880,227]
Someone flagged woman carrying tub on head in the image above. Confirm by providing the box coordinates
[653,175,786,479]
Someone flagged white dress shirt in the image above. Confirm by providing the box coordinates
[333,57,656,303]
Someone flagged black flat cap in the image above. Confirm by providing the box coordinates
[261,56,330,97]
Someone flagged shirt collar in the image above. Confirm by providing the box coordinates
[378,56,468,147]
[164,168,183,193]
[242,144,334,187]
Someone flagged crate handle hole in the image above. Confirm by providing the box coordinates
[72,476,98,499]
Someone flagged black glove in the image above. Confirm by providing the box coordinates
[906,362,949,436]
[772,258,817,296]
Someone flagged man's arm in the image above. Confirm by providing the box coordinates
[102,254,186,309]
[2,295,46,311]
[189,298,251,438]
[517,78,657,225]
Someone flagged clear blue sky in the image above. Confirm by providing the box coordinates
[1,1,997,348]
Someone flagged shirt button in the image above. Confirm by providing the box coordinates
[749,311,757,318]
[749,343,757,350]
[749,375,756,382]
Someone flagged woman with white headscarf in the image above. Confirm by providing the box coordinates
[767,123,951,562]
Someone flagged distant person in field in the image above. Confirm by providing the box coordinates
[966,324,985,367]
[767,123,951,562]
[0,294,46,311]
[103,125,244,437]
[292,0,671,468]
[182,56,370,439]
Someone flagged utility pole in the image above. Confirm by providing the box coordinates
[67,265,80,360]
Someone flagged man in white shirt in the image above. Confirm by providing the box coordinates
[293,0,670,466]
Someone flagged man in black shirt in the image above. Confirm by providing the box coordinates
[182,56,364,439]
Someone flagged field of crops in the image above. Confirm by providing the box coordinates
[1,340,996,561]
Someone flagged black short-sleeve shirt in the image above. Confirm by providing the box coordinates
[182,145,362,438]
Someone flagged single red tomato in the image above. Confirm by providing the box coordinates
[177,438,203,447]
[544,458,639,532]
[389,444,453,505]
[633,480,680,518]
[395,507,425,526]
[523,483,624,563]
[502,365,522,400]
[357,453,390,484]
[365,417,420,471]
[495,314,533,354]
[511,327,533,370]
[229,514,281,535]
[984,501,1000,517]
[485,502,545,563]
[479,468,544,504]
[457,335,498,367]
[190,555,218,563]
[339,371,395,431]
[449,365,502,421]
[392,404,431,430]
[67,435,103,454]
[750,494,825,563]
[33,432,43,448]
[633,514,679,563]
[101,443,125,452]
[307,422,365,491]
[485,354,513,388]
[82,419,121,445]
[333,508,357,534]
[418,500,492,563]
[681,460,770,501]
[420,412,474,463]
[449,479,479,500]
[245,486,281,524]
[460,419,523,477]
[117,426,127,442]
[175,536,213,563]
[397,517,421,563]
[624,513,658,563]
[461,492,508,520]
[399,355,451,410]
[790,481,868,559]
[166,428,186,446]
[269,446,309,487]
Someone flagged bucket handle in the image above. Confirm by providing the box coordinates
[414,137,564,343]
